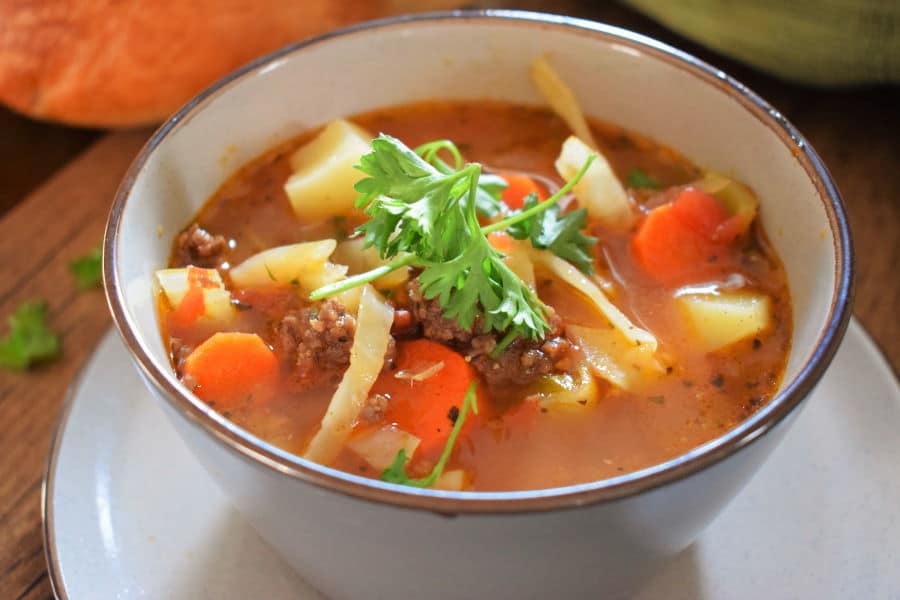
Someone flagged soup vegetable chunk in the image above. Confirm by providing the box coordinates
[158,61,791,491]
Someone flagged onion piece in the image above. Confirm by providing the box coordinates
[394,361,445,382]
[531,250,657,351]
[303,285,394,465]
[567,324,664,390]
[347,425,421,472]
[503,238,537,289]
[531,362,599,410]
[530,55,597,148]
[556,136,633,229]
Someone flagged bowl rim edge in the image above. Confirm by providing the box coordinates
[101,9,855,514]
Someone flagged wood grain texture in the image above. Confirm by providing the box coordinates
[0,2,897,598]
[0,131,149,600]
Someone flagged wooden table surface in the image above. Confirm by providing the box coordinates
[0,3,897,599]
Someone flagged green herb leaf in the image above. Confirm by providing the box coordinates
[380,448,414,485]
[354,134,551,340]
[415,140,505,217]
[380,381,478,488]
[626,168,661,189]
[417,228,549,339]
[472,172,505,218]
[355,135,466,261]
[506,194,598,273]
[0,301,61,370]
[317,135,595,343]
[68,246,103,289]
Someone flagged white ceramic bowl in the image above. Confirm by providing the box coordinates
[103,11,852,599]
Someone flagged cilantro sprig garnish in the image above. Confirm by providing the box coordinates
[415,140,506,218]
[309,134,596,343]
[381,381,478,488]
[0,301,61,370]
[505,194,597,274]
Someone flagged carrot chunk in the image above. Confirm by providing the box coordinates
[169,285,205,329]
[371,339,479,457]
[631,188,732,284]
[487,230,516,253]
[499,172,546,210]
[182,332,279,411]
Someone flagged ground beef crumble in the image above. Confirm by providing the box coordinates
[273,298,398,388]
[170,337,193,377]
[175,223,228,268]
[404,279,574,387]
[405,279,475,345]
[170,336,199,390]
[361,393,390,423]
[275,299,357,384]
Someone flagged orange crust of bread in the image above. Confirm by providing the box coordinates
[0,0,453,128]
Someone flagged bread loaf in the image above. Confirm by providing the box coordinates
[0,0,455,127]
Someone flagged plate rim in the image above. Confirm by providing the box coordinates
[42,329,103,600]
[42,319,898,598]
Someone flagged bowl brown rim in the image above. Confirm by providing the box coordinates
[102,10,854,514]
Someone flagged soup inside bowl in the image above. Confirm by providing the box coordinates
[105,11,851,598]
[155,98,793,492]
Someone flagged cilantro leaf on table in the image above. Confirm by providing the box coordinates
[69,245,103,289]
[0,301,61,371]
[507,194,598,274]
[626,167,661,189]
[381,381,478,488]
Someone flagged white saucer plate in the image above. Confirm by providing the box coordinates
[43,319,900,599]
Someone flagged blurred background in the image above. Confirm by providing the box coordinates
[2,0,898,212]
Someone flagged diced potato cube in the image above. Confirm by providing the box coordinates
[284,119,372,221]
[332,238,409,290]
[347,425,422,472]
[229,240,346,292]
[677,292,771,352]
[155,267,235,323]
[202,288,236,323]
[556,136,633,229]
[433,469,467,491]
